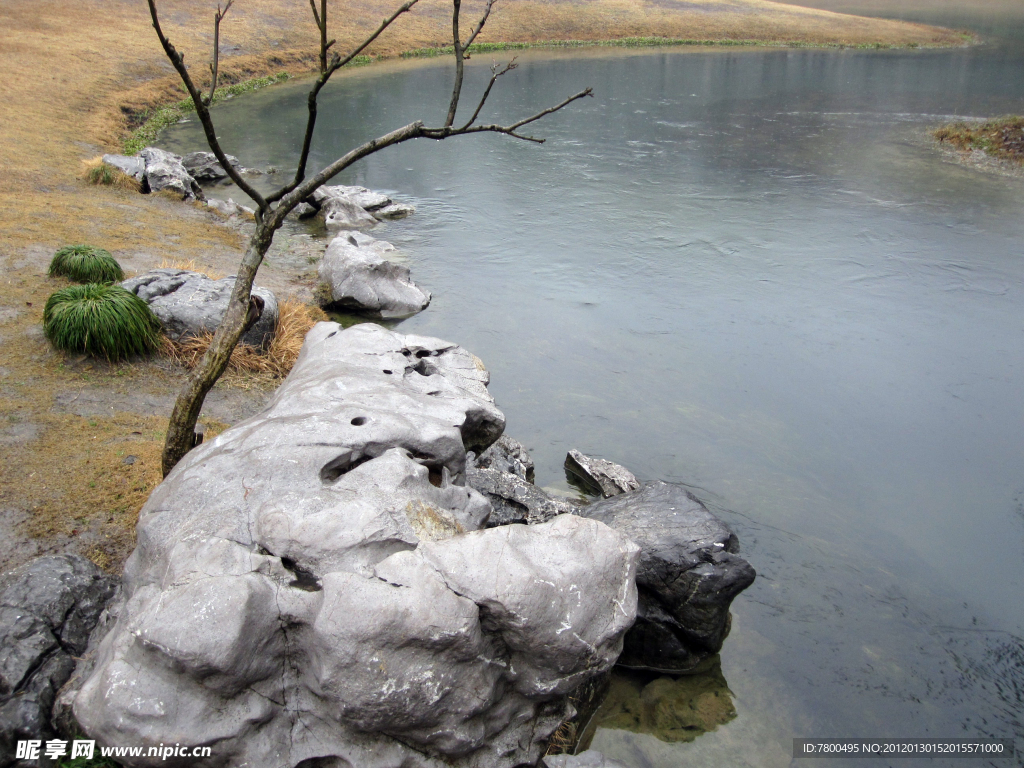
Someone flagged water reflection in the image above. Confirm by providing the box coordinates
[578,662,737,750]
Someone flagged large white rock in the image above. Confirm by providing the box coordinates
[318,233,430,318]
[70,323,639,768]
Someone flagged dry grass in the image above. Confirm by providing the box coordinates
[162,299,327,383]
[934,115,1024,163]
[81,156,142,192]
[156,257,225,279]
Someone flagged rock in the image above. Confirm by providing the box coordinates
[206,197,254,217]
[293,201,318,219]
[544,751,629,768]
[565,450,640,498]
[373,201,416,220]
[578,482,756,673]
[100,154,145,181]
[313,184,392,211]
[0,555,116,767]
[121,268,278,349]
[467,466,584,527]
[318,233,430,318]
[473,434,535,482]
[319,195,380,230]
[181,150,241,182]
[138,147,203,200]
[70,322,640,768]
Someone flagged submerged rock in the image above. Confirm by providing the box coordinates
[374,201,416,220]
[0,556,116,767]
[318,233,430,318]
[69,323,639,768]
[121,268,278,349]
[578,482,756,673]
[565,450,640,498]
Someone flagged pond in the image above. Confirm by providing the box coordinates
[161,2,1024,764]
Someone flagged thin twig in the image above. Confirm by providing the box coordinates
[205,0,233,106]
[460,58,517,131]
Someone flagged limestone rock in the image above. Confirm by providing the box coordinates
[374,201,416,220]
[70,323,639,768]
[138,147,203,200]
[473,434,535,482]
[467,466,583,527]
[0,556,116,767]
[318,233,430,318]
[100,154,145,181]
[121,268,278,349]
[565,450,640,498]
[207,197,254,218]
[578,482,756,672]
[181,150,241,182]
[313,184,392,211]
[319,195,380,230]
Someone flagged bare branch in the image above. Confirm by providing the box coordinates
[444,0,497,128]
[428,87,593,143]
[266,0,422,204]
[464,0,497,49]
[460,57,517,130]
[146,0,267,210]
[205,0,233,106]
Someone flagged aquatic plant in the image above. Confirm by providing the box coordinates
[934,115,1024,162]
[44,284,162,361]
[49,245,125,284]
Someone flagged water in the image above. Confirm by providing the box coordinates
[162,2,1024,764]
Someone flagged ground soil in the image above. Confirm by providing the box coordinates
[0,0,967,574]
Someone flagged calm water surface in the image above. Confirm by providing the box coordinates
[163,2,1024,764]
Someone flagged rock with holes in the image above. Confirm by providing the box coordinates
[68,322,640,768]
[564,450,640,498]
[138,147,204,201]
[0,555,116,768]
[578,482,756,673]
[121,268,278,349]
[318,233,430,318]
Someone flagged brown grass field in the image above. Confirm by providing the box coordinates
[0,0,967,572]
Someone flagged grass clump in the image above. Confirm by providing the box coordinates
[82,156,141,191]
[44,284,163,361]
[49,245,125,284]
[934,116,1024,162]
[163,299,326,382]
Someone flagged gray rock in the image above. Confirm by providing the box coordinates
[121,268,278,349]
[138,147,203,200]
[319,195,380,230]
[374,201,416,220]
[318,233,430,318]
[100,154,145,181]
[181,150,241,182]
[313,184,392,211]
[293,201,318,219]
[543,750,629,768]
[70,322,639,768]
[565,450,640,498]
[0,556,116,767]
[473,434,535,482]
[579,481,756,673]
[468,466,583,527]
[206,197,254,217]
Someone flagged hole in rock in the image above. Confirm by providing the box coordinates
[382,369,392,375]
[280,557,322,592]
[428,466,444,487]
[326,331,337,339]
[351,416,367,426]
[320,452,373,484]
[415,349,432,358]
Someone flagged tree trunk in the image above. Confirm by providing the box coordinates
[161,222,276,476]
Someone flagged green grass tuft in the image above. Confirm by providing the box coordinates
[49,245,125,284]
[44,284,163,361]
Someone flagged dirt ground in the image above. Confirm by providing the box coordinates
[0,0,966,573]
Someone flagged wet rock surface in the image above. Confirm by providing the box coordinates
[578,482,756,672]
[0,555,116,767]
[70,323,639,768]
[565,450,640,498]
[121,268,278,349]
[318,233,430,318]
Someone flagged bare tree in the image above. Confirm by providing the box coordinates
[148,0,592,476]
